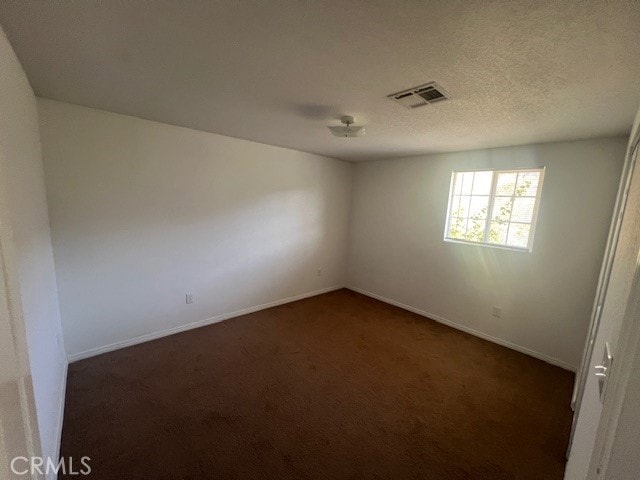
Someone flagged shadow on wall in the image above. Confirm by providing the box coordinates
[192,189,328,305]
[54,182,337,356]
[39,99,352,358]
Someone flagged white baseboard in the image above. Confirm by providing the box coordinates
[67,282,576,369]
[68,285,344,363]
[50,356,68,480]
[347,285,577,372]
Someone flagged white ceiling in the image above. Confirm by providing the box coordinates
[1,1,639,161]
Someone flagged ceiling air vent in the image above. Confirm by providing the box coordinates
[388,82,450,109]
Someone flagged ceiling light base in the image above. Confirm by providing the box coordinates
[328,115,365,138]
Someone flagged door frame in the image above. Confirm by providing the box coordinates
[568,134,640,454]
[0,181,42,479]
[587,237,640,478]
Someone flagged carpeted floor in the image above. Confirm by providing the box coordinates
[61,289,574,479]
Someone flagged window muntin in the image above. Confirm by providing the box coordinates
[444,168,544,251]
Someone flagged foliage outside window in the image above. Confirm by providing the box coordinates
[444,168,545,251]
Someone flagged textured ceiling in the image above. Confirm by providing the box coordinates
[1,1,639,161]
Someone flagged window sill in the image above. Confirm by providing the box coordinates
[443,237,532,253]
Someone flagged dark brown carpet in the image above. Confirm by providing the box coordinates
[61,289,574,480]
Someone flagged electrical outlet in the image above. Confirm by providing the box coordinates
[492,306,502,318]
[316,268,322,277]
[186,292,194,304]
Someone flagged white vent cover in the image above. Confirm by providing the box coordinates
[388,82,450,109]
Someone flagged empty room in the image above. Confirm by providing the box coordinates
[1,1,640,479]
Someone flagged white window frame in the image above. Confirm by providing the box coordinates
[443,167,545,252]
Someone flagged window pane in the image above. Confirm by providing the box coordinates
[453,173,463,194]
[516,171,540,197]
[472,171,493,195]
[488,221,508,244]
[469,195,489,219]
[496,172,517,195]
[445,168,543,251]
[511,197,535,223]
[450,195,462,216]
[491,197,513,222]
[448,217,466,239]
[507,223,531,248]
[465,217,486,242]
[458,195,471,217]
[460,172,473,195]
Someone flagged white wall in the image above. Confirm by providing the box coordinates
[0,27,66,473]
[347,138,626,370]
[38,99,352,359]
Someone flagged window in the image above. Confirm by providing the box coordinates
[444,168,545,251]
